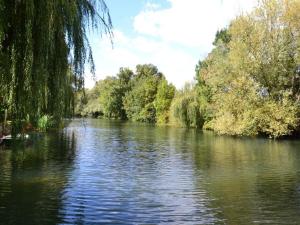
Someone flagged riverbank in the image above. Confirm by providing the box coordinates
[76,116,300,140]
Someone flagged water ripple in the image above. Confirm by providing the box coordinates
[1,119,300,224]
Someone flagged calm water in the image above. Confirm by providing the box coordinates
[1,119,300,225]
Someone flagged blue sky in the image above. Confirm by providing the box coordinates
[85,0,257,88]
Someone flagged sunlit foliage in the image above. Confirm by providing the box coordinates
[74,0,300,138]
[123,64,163,123]
[170,83,204,128]
[197,0,300,137]
[154,79,175,124]
[78,64,175,124]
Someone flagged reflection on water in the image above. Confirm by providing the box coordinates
[0,131,76,225]
[1,119,300,224]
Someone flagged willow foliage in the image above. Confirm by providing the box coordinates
[170,83,204,128]
[0,0,112,133]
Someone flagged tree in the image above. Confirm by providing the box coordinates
[197,0,300,137]
[135,64,163,79]
[154,79,175,124]
[0,0,112,133]
[74,83,103,118]
[75,64,176,124]
[117,67,134,85]
[170,83,204,128]
[213,28,231,46]
[123,64,163,122]
[91,68,133,119]
[75,67,134,120]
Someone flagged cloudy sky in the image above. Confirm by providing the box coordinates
[85,0,257,88]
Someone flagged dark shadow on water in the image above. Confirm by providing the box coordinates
[0,130,77,225]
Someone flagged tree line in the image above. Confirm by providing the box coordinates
[77,0,300,138]
[75,63,207,129]
[75,64,176,124]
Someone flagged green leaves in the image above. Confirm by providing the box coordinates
[0,0,112,133]
[170,84,204,128]
[123,65,162,123]
[76,64,176,124]
[154,79,175,124]
[37,115,54,132]
[197,0,300,138]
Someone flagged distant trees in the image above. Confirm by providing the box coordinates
[76,64,176,123]
[77,63,205,129]
[75,83,103,118]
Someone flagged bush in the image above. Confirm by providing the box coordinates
[170,84,204,128]
[205,77,299,138]
[37,115,54,132]
[154,79,175,124]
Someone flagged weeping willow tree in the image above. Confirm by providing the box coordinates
[0,0,112,133]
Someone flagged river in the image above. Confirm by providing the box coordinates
[0,119,300,224]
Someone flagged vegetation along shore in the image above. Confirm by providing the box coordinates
[75,0,300,138]
[1,0,300,139]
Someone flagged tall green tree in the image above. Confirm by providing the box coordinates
[123,64,163,123]
[97,68,133,119]
[198,0,300,137]
[154,79,175,124]
[0,0,112,133]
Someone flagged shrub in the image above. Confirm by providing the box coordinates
[37,115,54,132]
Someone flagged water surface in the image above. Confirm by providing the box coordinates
[1,119,300,224]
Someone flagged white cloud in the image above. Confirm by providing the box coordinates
[86,0,258,89]
[86,30,197,88]
[134,0,257,49]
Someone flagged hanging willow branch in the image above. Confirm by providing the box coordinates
[0,0,112,133]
